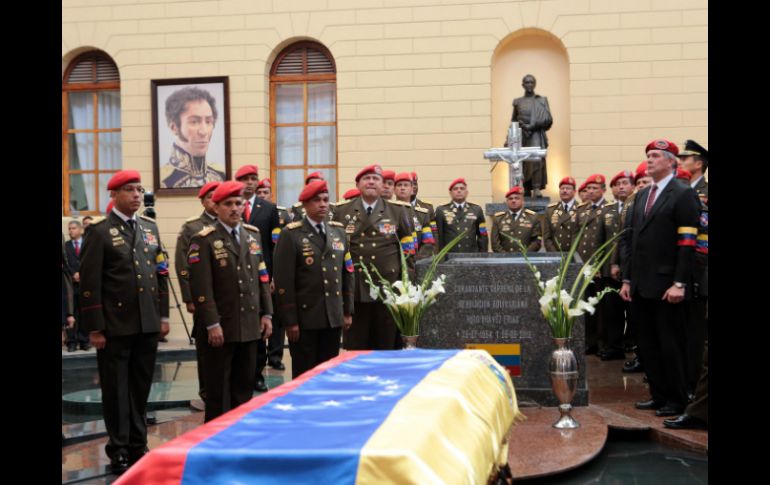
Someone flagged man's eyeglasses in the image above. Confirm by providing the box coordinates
[120,185,146,194]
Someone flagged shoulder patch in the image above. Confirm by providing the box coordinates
[243,223,260,233]
[494,211,506,217]
[329,221,344,227]
[88,216,106,226]
[419,199,433,206]
[197,226,216,237]
[389,200,410,207]
[414,206,429,213]
[292,201,302,209]
[287,221,303,229]
[524,209,537,215]
[334,199,351,206]
[139,214,157,223]
[277,206,287,211]
[578,201,591,208]
[547,202,559,208]
[185,215,200,223]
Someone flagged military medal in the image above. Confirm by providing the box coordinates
[110,228,119,236]
[305,256,314,265]
[214,240,224,249]
[219,259,227,267]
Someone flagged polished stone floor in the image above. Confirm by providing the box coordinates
[62,342,707,484]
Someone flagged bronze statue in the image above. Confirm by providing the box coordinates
[510,74,552,198]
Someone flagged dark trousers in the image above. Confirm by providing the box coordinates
[584,282,599,351]
[344,302,398,350]
[267,297,285,364]
[192,322,207,401]
[255,337,268,383]
[599,278,625,352]
[66,286,89,346]
[97,332,159,460]
[204,340,258,423]
[630,294,688,409]
[685,297,708,394]
[289,327,342,379]
[685,341,708,423]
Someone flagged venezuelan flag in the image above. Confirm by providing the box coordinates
[677,226,697,247]
[258,261,270,283]
[400,235,415,255]
[464,343,521,376]
[696,234,708,254]
[478,222,488,237]
[155,253,169,276]
[114,350,519,485]
[272,227,281,244]
[421,226,436,245]
[344,252,354,273]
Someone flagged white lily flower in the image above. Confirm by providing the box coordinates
[567,308,584,318]
[559,290,573,307]
[369,286,379,301]
[577,299,596,315]
[392,280,405,293]
[545,276,558,293]
[582,265,594,278]
[588,296,599,306]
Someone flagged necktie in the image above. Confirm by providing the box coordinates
[231,228,239,245]
[644,184,658,217]
[366,206,373,216]
[564,203,569,212]
[127,219,135,231]
[316,223,326,244]
[243,200,252,221]
[74,240,80,256]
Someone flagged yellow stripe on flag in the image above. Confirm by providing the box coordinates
[465,343,520,355]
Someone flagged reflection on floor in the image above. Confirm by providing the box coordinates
[62,344,707,484]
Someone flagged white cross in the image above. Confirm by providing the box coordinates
[484,122,547,189]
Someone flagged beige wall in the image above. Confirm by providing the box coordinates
[63,0,708,340]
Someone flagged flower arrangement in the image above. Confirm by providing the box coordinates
[505,225,626,338]
[359,231,467,337]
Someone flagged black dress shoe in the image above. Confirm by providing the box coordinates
[655,405,684,417]
[255,380,268,392]
[110,453,130,475]
[663,414,707,430]
[80,343,92,351]
[600,349,626,361]
[128,446,149,465]
[269,360,286,371]
[67,343,78,352]
[635,399,665,410]
[622,358,644,373]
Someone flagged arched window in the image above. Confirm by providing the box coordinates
[62,51,121,215]
[270,42,337,207]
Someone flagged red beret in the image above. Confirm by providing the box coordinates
[394,172,413,184]
[107,170,141,190]
[299,180,328,202]
[355,164,383,182]
[585,174,605,186]
[559,176,576,188]
[198,181,221,199]
[305,171,324,184]
[343,188,361,200]
[234,165,258,180]
[675,167,692,181]
[410,172,418,182]
[645,139,679,156]
[105,200,115,213]
[382,170,396,181]
[578,181,588,192]
[448,177,466,190]
[505,186,523,198]
[257,178,272,189]
[635,161,648,180]
[212,181,245,203]
[610,170,635,187]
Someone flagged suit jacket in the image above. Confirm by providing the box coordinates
[435,201,489,252]
[542,201,579,252]
[244,196,280,276]
[491,209,542,252]
[332,197,414,302]
[175,211,217,304]
[274,219,355,330]
[64,239,82,274]
[188,223,273,343]
[79,213,170,336]
[620,180,700,299]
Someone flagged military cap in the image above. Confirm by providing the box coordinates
[585,174,606,186]
[212,181,245,203]
[234,165,258,180]
[559,176,576,188]
[106,170,141,190]
[382,170,396,181]
[198,181,221,199]
[355,164,383,182]
[394,172,413,184]
[645,139,679,156]
[505,186,523,198]
[305,171,324,184]
[257,178,272,189]
[578,181,588,192]
[679,140,708,162]
[299,180,328,202]
[448,177,466,190]
[343,188,361,200]
[610,170,635,187]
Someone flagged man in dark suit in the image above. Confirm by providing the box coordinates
[79,170,170,474]
[274,180,354,379]
[235,164,280,391]
[620,139,700,418]
[64,219,91,351]
[188,181,273,422]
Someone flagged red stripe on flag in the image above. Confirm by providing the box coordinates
[505,365,521,377]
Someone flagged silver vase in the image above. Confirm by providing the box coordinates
[401,335,419,350]
[549,337,579,429]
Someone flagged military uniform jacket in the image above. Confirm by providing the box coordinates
[693,201,708,297]
[273,219,355,330]
[188,223,273,343]
[491,209,542,252]
[332,197,414,302]
[175,211,217,303]
[435,202,488,252]
[411,204,437,258]
[693,177,708,205]
[79,213,170,336]
[543,201,578,252]
[575,199,620,278]
[244,197,280,276]
[610,195,634,268]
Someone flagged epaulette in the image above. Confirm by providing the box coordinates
[467,202,481,208]
[494,211,506,217]
[578,201,591,208]
[414,206,429,214]
[88,216,106,226]
[418,199,433,206]
[185,215,200,223]
[547,202,559,208]
[139,214,157,223]
[525,209,537,215]
[277,206,287,211]
[286,221,303,229]
[334,199,351,206]
[197,226,216,237]
[243,223,260,233]
[329,221,344,227]
[292,201,302,209]
[390,200,411,207]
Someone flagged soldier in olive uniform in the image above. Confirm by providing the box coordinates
[678,140,708,206]
[543,177,580,252]
[79,170,170,474]
[332,164,414,350]
[410,171,438,238]
[290,171,327,222]
[175,181,220,405]
[575,174,621,358]
[188,181,274,423]
[395,172,436,259]
[491,186,542,253]
[435,178,489,252]
[274,180,355,379]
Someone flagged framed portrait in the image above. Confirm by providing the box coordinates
[151,77,231,195]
